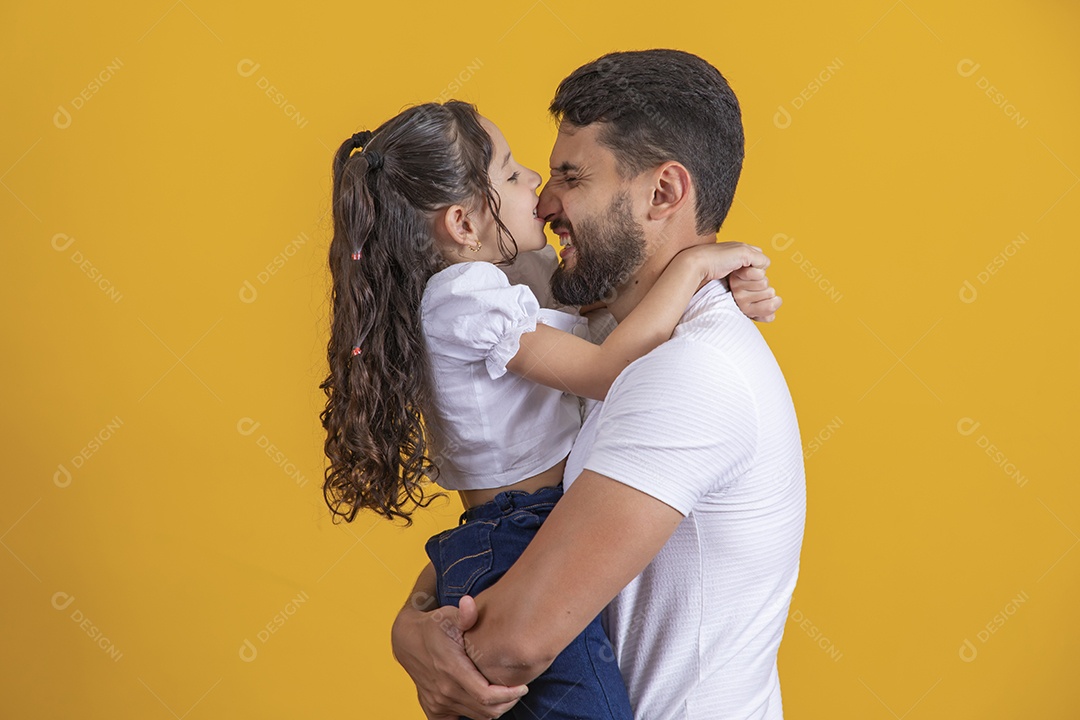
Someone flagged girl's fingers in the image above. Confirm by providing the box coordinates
[755,296,783,320]
[731,266,768,282]
[737,288,777,303]
[733,279,769,292]
[742,295,782,322]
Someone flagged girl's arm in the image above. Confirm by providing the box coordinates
[505,241,768,401]
[578,265,783,322]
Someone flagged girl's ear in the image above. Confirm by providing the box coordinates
[435,203,482,250]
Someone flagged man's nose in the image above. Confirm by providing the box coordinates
[537,181,560,220]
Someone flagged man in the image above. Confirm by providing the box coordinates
[392,49,806,719]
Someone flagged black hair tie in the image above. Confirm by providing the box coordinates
[348,131,383,172]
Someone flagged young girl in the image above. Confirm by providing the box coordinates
[320,100,779,719]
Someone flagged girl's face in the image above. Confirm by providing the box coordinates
[478,117,547,254]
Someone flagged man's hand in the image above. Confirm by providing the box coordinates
[391,594,528,720]
[730,264,783,322]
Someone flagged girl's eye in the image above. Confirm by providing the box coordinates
[565,176,579,185]
[508,172,520,183]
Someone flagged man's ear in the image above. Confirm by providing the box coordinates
[434,203,481,250]
[646,162,692,221]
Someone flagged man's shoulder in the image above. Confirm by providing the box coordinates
[605,332,754,415]
[602,281,771,403]
[629,297,753,377]
[675,283,760,345]
[633,332,731,372]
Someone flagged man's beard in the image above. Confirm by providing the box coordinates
[550,191,647,307]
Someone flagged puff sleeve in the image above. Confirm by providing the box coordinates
[421,262,542,380]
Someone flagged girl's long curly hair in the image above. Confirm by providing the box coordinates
[320,101,518,526]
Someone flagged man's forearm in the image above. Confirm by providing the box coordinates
[461,471,684,687]
[466,585,558,687]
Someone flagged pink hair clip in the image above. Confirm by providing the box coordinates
[351,346,362,356]
[351,250,362,260]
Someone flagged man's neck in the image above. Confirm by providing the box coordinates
[606,232,714,323]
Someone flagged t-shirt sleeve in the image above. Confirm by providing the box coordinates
[422,262,542,380]
[581,340,760,515]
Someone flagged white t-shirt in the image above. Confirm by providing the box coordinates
[563,278,806,720]
[420,259,588,491]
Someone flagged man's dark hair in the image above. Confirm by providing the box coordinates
[549,49,744,235]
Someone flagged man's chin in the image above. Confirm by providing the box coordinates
[552,271,606,307]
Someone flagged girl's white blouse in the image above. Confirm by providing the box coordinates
[420,258,588,491]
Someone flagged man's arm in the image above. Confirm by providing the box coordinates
[463,471,684,686]
[465,340,758,686]
[394,340,757,702]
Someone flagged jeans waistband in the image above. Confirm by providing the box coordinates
[460,483,564,524]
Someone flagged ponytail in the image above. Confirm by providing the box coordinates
[319,102,510,525]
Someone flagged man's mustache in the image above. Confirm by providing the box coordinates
[549,219,573,235]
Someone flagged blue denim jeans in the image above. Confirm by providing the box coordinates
[425,483,633,720]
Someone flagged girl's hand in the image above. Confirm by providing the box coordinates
[673,241,770,290]
[672,241,781,323]
[730,264,783,323]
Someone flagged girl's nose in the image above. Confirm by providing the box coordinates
[537,181,559,220]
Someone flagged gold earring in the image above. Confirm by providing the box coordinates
[469,241,482,253]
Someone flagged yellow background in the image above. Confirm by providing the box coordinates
[2,0,1077,717]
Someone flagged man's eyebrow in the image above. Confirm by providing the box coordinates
[549,161,582,174]
[501,150,511,169]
